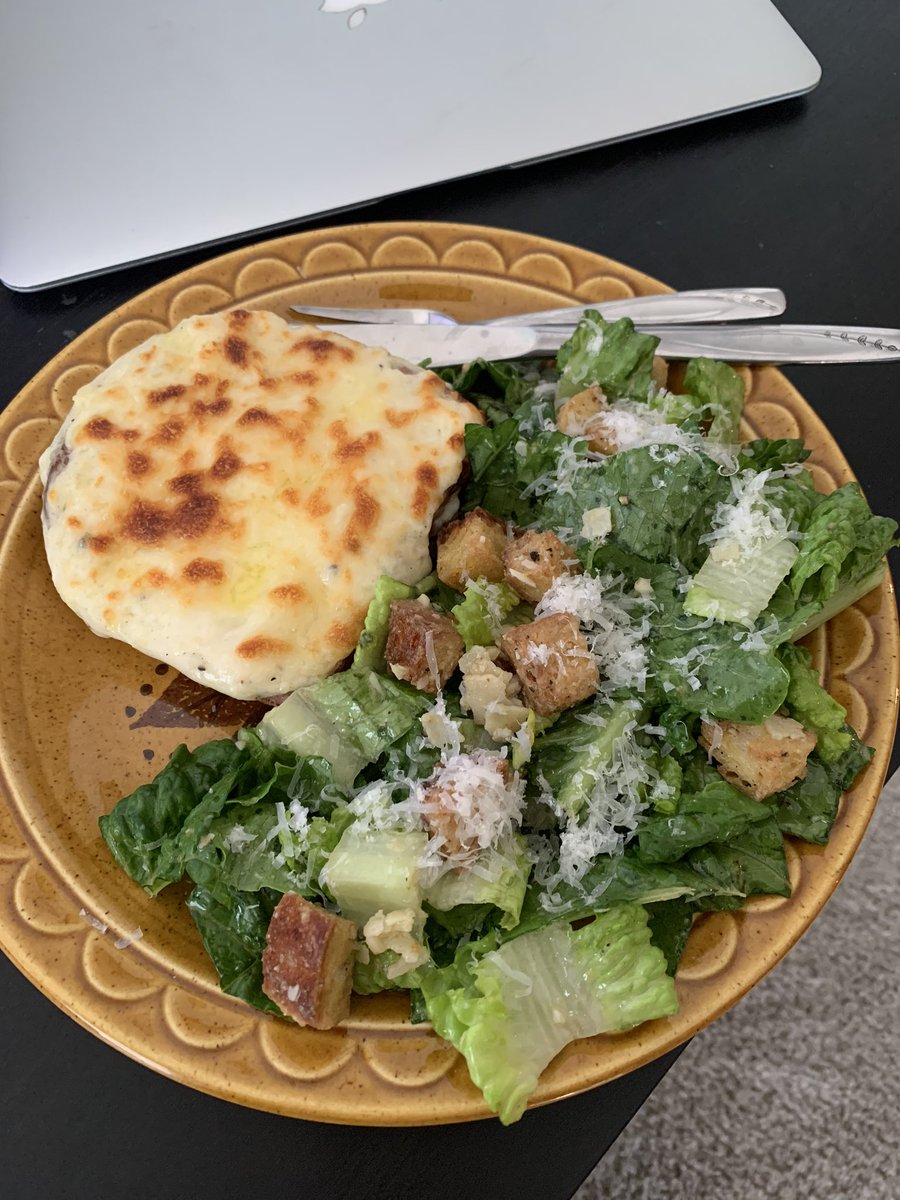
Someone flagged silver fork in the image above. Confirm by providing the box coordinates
[288,287,786,328]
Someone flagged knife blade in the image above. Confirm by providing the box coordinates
[326,322,900,366]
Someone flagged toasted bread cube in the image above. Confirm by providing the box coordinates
[385,598,464,692]
[436,507,508,592]
[420,752,512,861]
[556,385,618,455]
[699,715,817,802]
[652,356,669,390]
[502,530,580,603]
[262,893,357,1029]
[500,612,599,716]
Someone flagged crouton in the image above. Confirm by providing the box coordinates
[556,385,617,455]
[652,355,669,390]
[262,893,357,1029]
[699,715,817,801]
[500,612,599,716]
[420,752,512,861]
[385,598,463,692]
[502,530,580,603]
[436,507,508,592]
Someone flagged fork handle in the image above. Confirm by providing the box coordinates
[486,287,786,327]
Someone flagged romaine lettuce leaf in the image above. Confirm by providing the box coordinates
[258,669,432,787]
[438,359,556,429]
[99,733,324,895]
[451,580,527,650]
[321,826,429,926]
[424,836,531,930]
[556,313,659,402]
[766,739,872,845]
[527,699,639,818]
[186,881,281,1014]
[680,358,745,443]
[637,780,772,864]
[99,739,243,894]
[780,642,852,762]
[789,483,898,604]
[463,419,578,525]
[540,444,729,569]
[686,816,790,909]
[684,536,799,626]
[421,905,676,1124]
[646,898,695,975]
[353,576,416,672]
[514,847,737,933]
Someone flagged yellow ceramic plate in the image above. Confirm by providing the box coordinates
[0,222,896,1125]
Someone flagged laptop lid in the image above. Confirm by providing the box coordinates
[0,0,819,290]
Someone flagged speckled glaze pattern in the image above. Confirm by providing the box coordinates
[0,223,896,1125]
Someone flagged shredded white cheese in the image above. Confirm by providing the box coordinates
[224,824,255,853]
[699,468,796,554]
[535,571,652,695]
[79,907,108,934]
[416,748,525,867]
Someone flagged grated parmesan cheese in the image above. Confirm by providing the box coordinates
[224,823,256,853]
[114,926,143,950]
[533,715,655,889]
[535,571,652,695]
[416,748,525,867]
[699,468,796,554]
[79,907,108,934]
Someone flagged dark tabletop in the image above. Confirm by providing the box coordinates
[1,3,898,1198]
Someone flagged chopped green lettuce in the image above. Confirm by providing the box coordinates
[424,836,531,930]
[787,563,886,641]
[99,739,244,894]
[780,642,852,762]
[463,420,577,525]
[353,576,417,672]
[686,816,790,909]
[680,358,745,443]
[321,826,429,926]
[528,700,639,818]
[556,314,659,402]
[637,780,773,863]
[186,882,281,1015]
[99,733,333,896]
[421,905,676,1124]
[766,739,872,845]
[451,580,526,650]
[258,669,431,787]
[646,898,695,976]
[788,483,897,614]
[684,536,798,626]
[515,848,738,934]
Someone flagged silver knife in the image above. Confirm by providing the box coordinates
[325,322,900,366]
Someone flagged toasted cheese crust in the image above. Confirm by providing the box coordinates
[39,309,481,699]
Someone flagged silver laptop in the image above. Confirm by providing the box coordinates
[0,0,819,291]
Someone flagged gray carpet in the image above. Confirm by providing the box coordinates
[575,774,900,1200]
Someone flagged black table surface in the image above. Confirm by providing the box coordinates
[1,3,898,1198]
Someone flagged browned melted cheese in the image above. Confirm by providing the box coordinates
[39,309,481,699]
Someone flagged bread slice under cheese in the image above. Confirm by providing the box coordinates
[39,308,481,699]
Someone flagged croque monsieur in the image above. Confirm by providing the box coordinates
[39,309,481,699]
